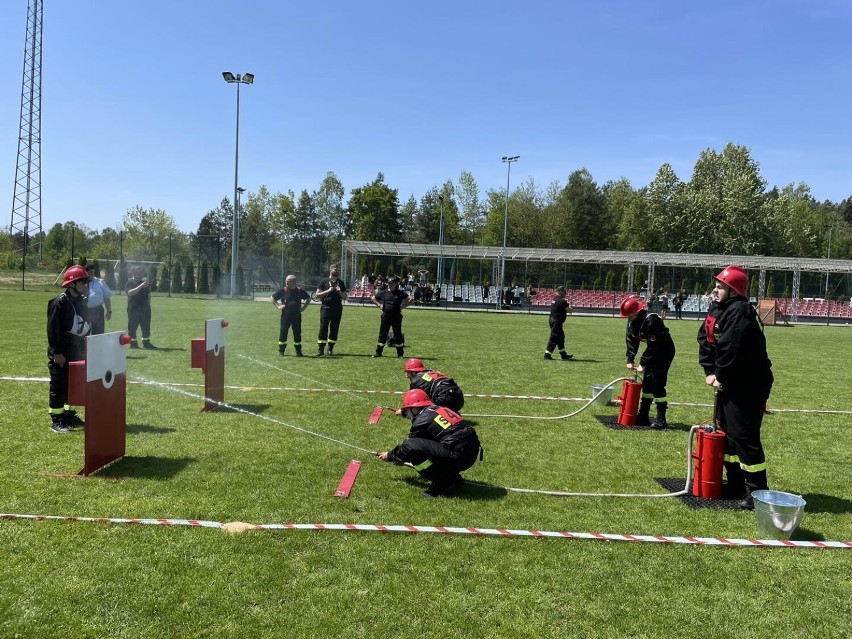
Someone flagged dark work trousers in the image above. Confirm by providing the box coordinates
[393,437,479,487]
[279,311,302,348]
[318,306,342,346]
[545,319,565,354]
[641,343,675,402]
[88,306,106,335]
[377,313,404,350]
[128,306,151,341]
[48,358,70,411]
[719,386,771,493]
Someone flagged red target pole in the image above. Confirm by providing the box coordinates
[67,332,132,476]
[191,318,228,411]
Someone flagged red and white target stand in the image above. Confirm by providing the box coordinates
[66,331,133,476]
[191,318,229,412]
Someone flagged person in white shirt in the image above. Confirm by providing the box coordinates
[85,263,113,335]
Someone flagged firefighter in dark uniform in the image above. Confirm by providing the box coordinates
[272,275,311,356]
[698,265,773,510]
[376,389,481,497]
[620,295,676,429]
[404,358,465,412]
[126,265,155,349]
[371,276,413,358]
[47,265,91,433]
[544,285,572,360]
[315,263,348,356]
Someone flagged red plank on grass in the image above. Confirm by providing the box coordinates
[368,407,383,424]
[334,460,362,498]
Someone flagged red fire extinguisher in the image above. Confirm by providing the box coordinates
[692,393,726,499]
[692,427,726,499]
[616,377,642,426]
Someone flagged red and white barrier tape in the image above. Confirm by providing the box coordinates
[2,513,849,549]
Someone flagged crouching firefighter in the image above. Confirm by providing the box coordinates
[376,389,481,498]
[698,265,773,510]
[619,295,676,428]
[403,358,465,412]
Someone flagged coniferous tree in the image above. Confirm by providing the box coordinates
[184,260,196,293]
[199,261,210,294]
[171,262,183,294]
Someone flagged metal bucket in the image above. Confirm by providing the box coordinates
[591,385,615,406]
[752,490,806,540]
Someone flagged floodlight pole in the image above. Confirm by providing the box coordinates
[222,71,254,298]
[438,194,444,287]
[824,224,834,300]
[499,155,519,310]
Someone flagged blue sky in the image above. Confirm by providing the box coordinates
[2,0,851,233]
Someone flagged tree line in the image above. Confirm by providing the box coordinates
[5,142,850,295]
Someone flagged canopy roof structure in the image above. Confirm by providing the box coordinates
[341,241,852,320]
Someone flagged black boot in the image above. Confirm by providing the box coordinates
[559,349,573,360]
[316,343,325,357]
[62,410,85,428]
[279,345,286,357]
[50,414,71,434]
[396,347,405,358]
[651,401,668,429]
[635,397,652,426]
[722,462,747,500]
[372,346,384,358]
[544,351,553,360]
[740,469,768,510]
[295,347,303,357]
[327,343,334,356]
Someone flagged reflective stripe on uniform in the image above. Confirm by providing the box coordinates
[741,460,767,473]
[413,460,433,471]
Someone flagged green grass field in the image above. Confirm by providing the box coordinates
[1,290,851,638]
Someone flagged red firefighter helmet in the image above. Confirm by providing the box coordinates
[401,389,432,410]
[715,265,748,297]
[62,265,89,287]
[619,296,644,318]
[405,358,426,373]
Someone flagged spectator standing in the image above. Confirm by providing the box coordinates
[272,275,311,356]
[659,292,669,320]
[375,389,480,497]
[126,265,156,349]
[372,276,413,358]
[85,263,113,335]
[47,265,91,433]
[620,295,676,428]
[418,269,428,288]
[482,278,491,304]
[403,358,465,412]
[544,285,573,360]
[697,265,773,510]
[673,289,685,320]
[315,263,348,356]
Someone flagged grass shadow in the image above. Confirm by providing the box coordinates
[127,423,177,435]
[217,403,272,414]
[96,455,194,479]
[799,493,852,514]
[400,476,507,501]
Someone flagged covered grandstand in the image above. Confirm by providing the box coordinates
[341,241,852,322]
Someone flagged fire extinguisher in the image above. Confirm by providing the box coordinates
[691,392,726,499]
[616,372,642,427]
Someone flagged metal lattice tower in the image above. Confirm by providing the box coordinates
[10,0,44,263]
